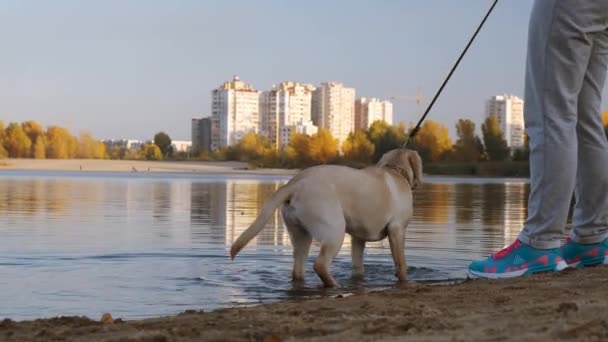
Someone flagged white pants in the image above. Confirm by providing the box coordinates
[518,0,608,248]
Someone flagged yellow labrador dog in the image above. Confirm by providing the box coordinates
[230,148,422,287]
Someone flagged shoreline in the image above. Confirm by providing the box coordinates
[0,159,530,179]
[2,266,607,341]
[0,159,299,176]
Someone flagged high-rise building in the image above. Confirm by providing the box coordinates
[191,117,211,152]
[311,82,356,145]
[355,97,393,130]
[280,119,319,147]
[485,95,525,149]
[260,81,316,148]
[211,76,260,149]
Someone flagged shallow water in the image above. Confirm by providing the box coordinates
[0,171,530,320]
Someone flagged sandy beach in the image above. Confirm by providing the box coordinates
[1,266,607,341]
[0,159,299,176]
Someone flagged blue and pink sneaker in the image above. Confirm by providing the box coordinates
[560,237,608,268]
[468,239,568,279]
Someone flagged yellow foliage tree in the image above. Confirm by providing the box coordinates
[21,121,44,157]
[140,143,162,160]
[0,121,6,158]
[33,136,47,159]
[308,129,338,164]
[46,126,78,159]
[288,132,311,165]
[78,131,106,159]
[413,120,452,162]
[342,130,375,164]
[5,123,32,158]
[603,111,608,127]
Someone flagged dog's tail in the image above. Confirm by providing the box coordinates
[229,182,296,259]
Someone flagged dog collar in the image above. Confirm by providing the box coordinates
[383,165,413,188]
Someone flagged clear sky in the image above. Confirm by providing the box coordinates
[1,1,606,141]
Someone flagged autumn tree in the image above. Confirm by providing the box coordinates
[367,120,406,161]
[21,121,44,156]
[33,136,47,159]
[482,115,510,161]
[411,120,452,163]
[342,130,375,164]
[285,132,312,166]
[603,112,608,138]
[46,126,78,159]
[78,131,107,159]
[0,121,6,158]
[452,119,483,162]
[140,143,162,160]
[308,129,339,164]
[154,132,172,157]
[4,123,32,158]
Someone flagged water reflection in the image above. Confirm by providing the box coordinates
[0,173,539,320]
[0,176,533,255]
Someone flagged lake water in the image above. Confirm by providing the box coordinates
[0,171,531,321]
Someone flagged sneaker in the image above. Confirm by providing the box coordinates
[468,239,568,279]
[560,237,608,268]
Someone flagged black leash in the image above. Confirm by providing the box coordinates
[404,0,499,148]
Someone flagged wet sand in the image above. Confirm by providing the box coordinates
[2,266,607,341]
[0,159,298,176]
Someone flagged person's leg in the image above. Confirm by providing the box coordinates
[561,28,608,267]
[517,1,596,249]
[469,0,594,278]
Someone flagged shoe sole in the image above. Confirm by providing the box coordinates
[566,255,608,269]
[468,260,569,280]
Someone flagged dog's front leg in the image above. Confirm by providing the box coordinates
[351,236,366,278]
[387,224,407,283]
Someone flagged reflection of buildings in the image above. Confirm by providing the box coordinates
[189,181,290,248]
[503,182,528,241]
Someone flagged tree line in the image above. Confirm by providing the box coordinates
[202,115,528,168]
[0,120,175,161]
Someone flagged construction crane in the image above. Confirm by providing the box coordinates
[388,88,425,128]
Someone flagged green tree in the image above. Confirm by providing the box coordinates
[5,123,32,158]
[154,132,172,157]
[367,120,406,161]
[140,143,162,160]
[452,119,483,162]
[482,115,510,161]
[33,136,47,159]
[342,130,375,164]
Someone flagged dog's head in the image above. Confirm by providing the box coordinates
[376,148,423,190]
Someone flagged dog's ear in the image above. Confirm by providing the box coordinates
[376,149,398,168]
[407,150,423,190]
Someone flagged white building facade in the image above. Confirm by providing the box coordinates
[355,97,393,130]
[211,76,260,149]
[485,94,525,149]
[311,82,356,146]
[260,81,316,148]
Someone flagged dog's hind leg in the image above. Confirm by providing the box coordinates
[287,226,312,282]
[313,230,345,288]
[351,236,366,278]
[387,223,407,283]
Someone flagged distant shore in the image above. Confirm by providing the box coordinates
[0,159,299,176]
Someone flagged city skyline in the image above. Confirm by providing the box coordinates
[3,1,608,141]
